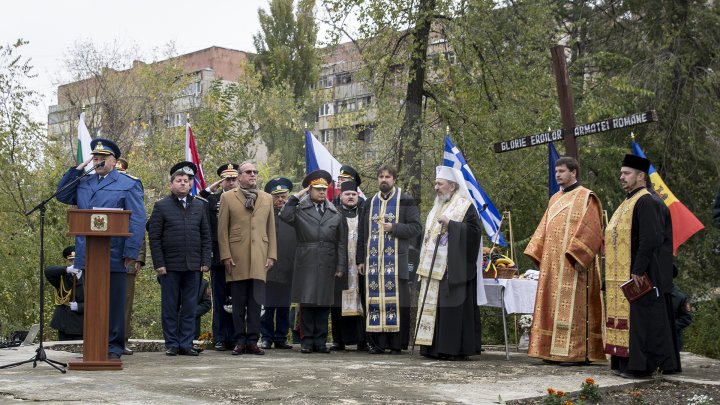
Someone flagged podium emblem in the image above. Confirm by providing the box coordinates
[90,214,108,231]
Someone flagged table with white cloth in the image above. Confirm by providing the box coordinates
[481,278,538,360]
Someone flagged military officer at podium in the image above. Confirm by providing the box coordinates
[56,138,146,360]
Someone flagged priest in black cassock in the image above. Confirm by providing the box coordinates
[415,166,482,360]
[604,154,680,378]
[330,180,367,351]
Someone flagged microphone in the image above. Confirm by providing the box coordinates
[95,161,106,168]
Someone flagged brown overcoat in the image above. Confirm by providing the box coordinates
[218,188,277,282]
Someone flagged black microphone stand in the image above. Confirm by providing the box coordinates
[1,162,103,373]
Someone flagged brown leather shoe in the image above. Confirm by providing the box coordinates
[232,344,245,355]
[245,344,265,355]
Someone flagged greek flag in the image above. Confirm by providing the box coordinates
[443,135,507,246]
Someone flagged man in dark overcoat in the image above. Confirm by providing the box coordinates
[279,170,348,353]
[260,176,296,350]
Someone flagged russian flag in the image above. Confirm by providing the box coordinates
[185,122,207,196]
[631,141,704,255]
[305,130,364,198]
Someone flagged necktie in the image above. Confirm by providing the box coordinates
[181,199,187,209]
[317,204,324,216]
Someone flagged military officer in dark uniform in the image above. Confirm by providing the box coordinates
[260,177,296,349]
[45,246,84,341]
[148,161,212,356]
[280,170,348,353]
[199,163,239,351]
[56,138,146,359]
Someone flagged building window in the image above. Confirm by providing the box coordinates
[319,75,334,88]
[320,129,334,143]
[336,73,352,85]
[165,113,187,128]
[318,103,334,117]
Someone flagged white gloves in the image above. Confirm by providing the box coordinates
[66,265,79,275]
[70,302,78,311]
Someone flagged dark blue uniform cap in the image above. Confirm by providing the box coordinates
[264,176,293,195]
[170,161,198,176]
[90,138,121,159]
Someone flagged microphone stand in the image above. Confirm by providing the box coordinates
[1,162,103,373]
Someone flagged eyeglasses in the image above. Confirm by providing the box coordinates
[243,170,259,175]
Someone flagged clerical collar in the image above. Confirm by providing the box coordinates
[562,182,580,193]
[342,204,357,212]
[626,186,646,199]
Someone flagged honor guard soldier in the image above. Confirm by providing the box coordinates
[44,246,84,341]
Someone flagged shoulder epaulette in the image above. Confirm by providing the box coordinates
[194,195,208,203]
[119,171,141,181]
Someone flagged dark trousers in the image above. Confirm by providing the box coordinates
[58,331,83,341]
[210,265,234,344]
[230,279,264,345]
[160,271,200,350]
[109,272,126,355]
[300,305,330,350]
[261,306,290,343]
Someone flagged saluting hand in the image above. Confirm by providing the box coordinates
[76,157,93,171]
[295,187,309,199]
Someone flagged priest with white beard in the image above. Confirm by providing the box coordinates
[415,166,482,360]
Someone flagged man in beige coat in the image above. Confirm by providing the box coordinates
[218,162,277,355]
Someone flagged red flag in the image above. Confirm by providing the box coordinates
[631,141,704,255]
[185,123,207,196]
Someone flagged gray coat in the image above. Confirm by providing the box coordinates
[279,195,348,306]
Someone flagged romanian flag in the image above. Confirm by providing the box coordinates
[631,141,704,255]
[185,122,207,196]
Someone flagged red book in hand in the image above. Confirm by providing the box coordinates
[620,274,654,303]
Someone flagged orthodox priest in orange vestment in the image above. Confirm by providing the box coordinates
[524,157,605,363]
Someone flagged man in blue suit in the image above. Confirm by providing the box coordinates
[56,138,146,359]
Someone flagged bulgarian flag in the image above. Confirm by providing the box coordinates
[76,112,93,172]
[185,122,207,196]
[631,141,704,255]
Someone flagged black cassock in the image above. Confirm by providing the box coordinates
[420,206,482,359]
[612,188,681,374]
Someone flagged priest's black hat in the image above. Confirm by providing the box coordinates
[264,176,293,195]
[622,154,651,173]
[340,180,358,193]
[170,161,197,176]
[302,170,332,189]
[338,165,361,186]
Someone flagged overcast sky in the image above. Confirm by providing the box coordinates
[2,0,274,122]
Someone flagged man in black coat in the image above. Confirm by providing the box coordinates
[44,246,84,341]
[149,161,211,356]
[199,163,238,351]
[713,186,720,228]
[260,177,296,350]
[280,170,348,354]
[357,165,423,354]
[605,154,679,378]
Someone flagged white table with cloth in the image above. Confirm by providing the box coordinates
[479,278,538,360]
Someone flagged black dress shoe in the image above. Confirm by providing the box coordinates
[232,344,245,355]
[245,344,265,355]
[122,347,133,356]
[274,342,293,349]
[315,346,330,353]
[179,348,200,356]
[368,347,385,354]
[214,342,227,351]
[389,349,402,355]
[165,347,179,356]
[261,341,272,350]
[300,347,313,354]
[109,352,121,360]
[330,344,346,351]
[356,343,369,351]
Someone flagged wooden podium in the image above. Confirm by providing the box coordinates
[66,209,131,371]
